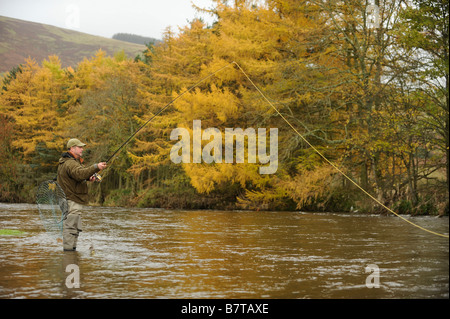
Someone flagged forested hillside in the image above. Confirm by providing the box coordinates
[0,0,448,215]
[0,15,145,73]
[112,33,160,45]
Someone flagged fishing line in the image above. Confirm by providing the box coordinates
[101,60,448,239]
[104,63,235,165]
[231,61,448,239]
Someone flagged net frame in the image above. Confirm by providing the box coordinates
[36,180,68,239]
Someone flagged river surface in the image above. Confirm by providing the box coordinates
[0,203,448,299]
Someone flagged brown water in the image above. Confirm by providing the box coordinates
[0,203,448,299]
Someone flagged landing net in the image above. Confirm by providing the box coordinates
[36,180,68,239]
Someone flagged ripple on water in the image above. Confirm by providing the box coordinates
[0,205,448,298]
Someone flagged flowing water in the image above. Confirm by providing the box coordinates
[0,203,448,299]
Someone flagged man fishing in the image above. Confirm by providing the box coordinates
[57,138,107,251]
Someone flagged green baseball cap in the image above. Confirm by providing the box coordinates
[67,138,86,149]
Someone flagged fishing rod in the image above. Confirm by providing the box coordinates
[93,60,448,239]
[103,62,235,166]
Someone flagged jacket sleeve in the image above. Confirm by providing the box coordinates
[66,160,100,182]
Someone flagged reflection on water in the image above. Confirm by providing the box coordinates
[0,203,448,298]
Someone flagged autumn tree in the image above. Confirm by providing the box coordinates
[395,0,449,199]
[62,51,152,204]
[0,0,446,213]
[0,113,18,201]
[0,56,69,191]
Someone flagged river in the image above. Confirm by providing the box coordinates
[0,203,448,299]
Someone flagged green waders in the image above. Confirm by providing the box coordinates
[63,200,83,251]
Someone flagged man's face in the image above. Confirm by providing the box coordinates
[70,146,84,158]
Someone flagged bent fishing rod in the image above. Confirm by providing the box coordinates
[103,62,235,166]
[93,61,448,239]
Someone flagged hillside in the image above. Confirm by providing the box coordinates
[0,15,146,73]
[112,33,160,45]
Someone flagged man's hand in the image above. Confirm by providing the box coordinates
[90,173,103,182]
[98,162,107,170]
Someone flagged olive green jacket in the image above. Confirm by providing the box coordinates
[57,152,100,205]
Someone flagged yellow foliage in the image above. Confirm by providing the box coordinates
[183,162,265,194]
[281,165,336,209]
[173,84,240,124]
[0,57,68,159]
[0,0,443,212]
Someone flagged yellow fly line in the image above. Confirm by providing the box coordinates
[229,61,449,239]
[107,60,447,239]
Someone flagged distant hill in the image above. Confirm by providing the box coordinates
[0,15,146,73]
[112,33,160,46]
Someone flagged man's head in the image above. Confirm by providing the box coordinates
[67,138,86,159]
